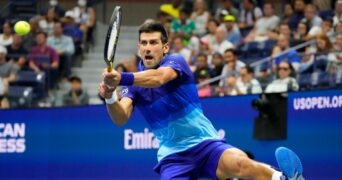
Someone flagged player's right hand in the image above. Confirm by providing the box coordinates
[98,82,116,99]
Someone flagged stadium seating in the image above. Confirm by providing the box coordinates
[7,85,33,108]
[10,71,46,100]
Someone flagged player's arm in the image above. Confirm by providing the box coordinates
[133,66,178,88]
[98,82,133,126]
[103,67,178,88]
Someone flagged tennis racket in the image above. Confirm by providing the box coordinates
[104,6,122,72]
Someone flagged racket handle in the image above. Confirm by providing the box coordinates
[107,62,113,72]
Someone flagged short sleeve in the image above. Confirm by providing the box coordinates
[159,54,192,81]
[121,86,135,101]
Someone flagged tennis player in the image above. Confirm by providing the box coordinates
[98,22,304,180]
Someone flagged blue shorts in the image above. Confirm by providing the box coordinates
[154,139,234,180]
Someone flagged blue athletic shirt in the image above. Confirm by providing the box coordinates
[121,53,220,162]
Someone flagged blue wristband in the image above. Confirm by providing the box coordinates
[119,72,134,86]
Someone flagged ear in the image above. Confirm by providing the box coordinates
[163,42,170,54]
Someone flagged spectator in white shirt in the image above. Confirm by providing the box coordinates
[245,3,280,42]
[212,26,234,55]
[333,0,342,26]
[265,61,299,93]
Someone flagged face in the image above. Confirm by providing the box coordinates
[224,21,234,30]
[212,54,223,66]
[294,0,305,12]
[336,34,342,47]
[71,81,81,90]
[277,62,291,79]
[279,24,291,36]
[316,38,327,50]
[3,23,11,35]
[173,37,183,51]
[196,55,207,69]
[47,9,56,20]
[54,23,63,36]
[284,4,293,16]
[305,6,315,20]
[240,68,248,82]
[138,32,169,69]
[277,35,289,49]
[207,21,218,34]
[194,0,205,11]
[243,0,252,9]
[223,51,236,64]
[263,4,273,17]
[12,34,23,46]
[36,33,46,46]
[297,23,307,35]
[215,28,226,43]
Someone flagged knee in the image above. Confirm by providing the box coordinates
[234,157,256,177]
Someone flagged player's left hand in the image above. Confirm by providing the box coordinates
[103,68,121,88]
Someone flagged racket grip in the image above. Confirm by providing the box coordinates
[107,62,113,72]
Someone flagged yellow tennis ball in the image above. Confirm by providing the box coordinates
[14,21,31,36]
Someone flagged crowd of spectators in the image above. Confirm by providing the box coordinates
[1,0,342,109]
[139,0,341,98]
[0,0,94,108]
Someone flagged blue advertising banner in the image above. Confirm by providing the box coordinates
[0,89,341,179]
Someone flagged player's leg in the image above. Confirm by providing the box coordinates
[216,148,275,180]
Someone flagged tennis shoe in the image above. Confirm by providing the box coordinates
[275,147,304,180]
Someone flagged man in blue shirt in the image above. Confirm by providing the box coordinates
[98,22,304,180]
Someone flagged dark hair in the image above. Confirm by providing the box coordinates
[245,65,254,74]
[208,18,220,26]
[224,48,237,56]
[196,53,208,61]
[138,21,168,44]
[36,31,48,38]
[69,76,82,83]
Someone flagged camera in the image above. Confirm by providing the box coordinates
[252,93,287,140]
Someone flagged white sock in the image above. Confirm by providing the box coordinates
[272,170,284,180]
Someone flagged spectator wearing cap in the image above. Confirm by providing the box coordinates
[245,3,280,42]
[190,0,211,36]
[63,76,89,106]
[214,0,239,23]
[238,0,263,30]
[333,0,342,26]
[222,15,241,47]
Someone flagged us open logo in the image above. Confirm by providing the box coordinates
[0,123,26,153]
